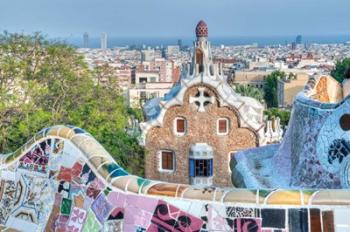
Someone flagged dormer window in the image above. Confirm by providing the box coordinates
[217,118,229,135]
[174,117,186,136]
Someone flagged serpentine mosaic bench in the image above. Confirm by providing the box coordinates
[0,125,349,231]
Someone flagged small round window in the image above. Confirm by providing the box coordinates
[340,114,350,131]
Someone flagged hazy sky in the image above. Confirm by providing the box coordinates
[1,0,349,38]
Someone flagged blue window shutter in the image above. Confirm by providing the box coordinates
[189,159,195,177]
[209,159,213,176]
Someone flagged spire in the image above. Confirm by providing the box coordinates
[184,20,224,78]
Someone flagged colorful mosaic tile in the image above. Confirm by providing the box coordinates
[91,193,113,223]
[83,209,101,232]
[61,198,73,216]
[67,207,87,232]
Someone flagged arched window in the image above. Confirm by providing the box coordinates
[174,117,186,136]
[217,118,230,135]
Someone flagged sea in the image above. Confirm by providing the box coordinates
[61,35,350,48]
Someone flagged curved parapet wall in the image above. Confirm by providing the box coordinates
[1,125,350,231]
[231,75,350,190]
[273,91,350,188]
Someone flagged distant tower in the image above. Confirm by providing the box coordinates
[296,35,302,44]
[83,32,89,48]
[101,33,108,50]
[291,42,296,50]
[177,39,183,49]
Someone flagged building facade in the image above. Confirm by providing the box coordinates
[141,21,277,187]
[277,72,309,107]
[128,59,181,108]
[128,82,174,108]
[232,70,271,89]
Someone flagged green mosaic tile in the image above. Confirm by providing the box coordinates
[83,209,101,232]
[104,187,112,195]
[137,178,151,187]
[259,189,275,198]
[60,198,72,215]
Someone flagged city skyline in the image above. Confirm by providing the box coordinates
[1,0,350,38]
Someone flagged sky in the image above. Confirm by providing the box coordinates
[1,0,350,38]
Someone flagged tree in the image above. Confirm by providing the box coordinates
[0,32,144,176]
[331,58,350,83]
[263,71,285,108]
[234,84,264,103]
[94,63,120,91]
[264,108,291,127]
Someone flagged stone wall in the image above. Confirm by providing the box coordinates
[145,84,258,187]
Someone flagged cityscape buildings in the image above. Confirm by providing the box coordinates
[77,33,350,112]
[128,58,181,108]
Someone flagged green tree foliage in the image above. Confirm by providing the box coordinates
[263,71,285,108]
[0,32,144,176]
[264,108,291,127]
[330,58,350,83]
[127,107,144,122]
[234,84,264,103]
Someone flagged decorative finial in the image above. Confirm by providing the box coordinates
[195,20,208,38]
